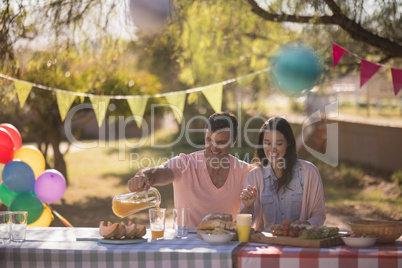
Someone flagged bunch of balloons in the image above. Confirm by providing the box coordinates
[0,123,66,227]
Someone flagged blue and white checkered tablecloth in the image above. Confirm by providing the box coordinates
[0,227,240,268]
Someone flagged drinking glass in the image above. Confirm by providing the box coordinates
[149,208,166,240]
[11,211,27,242]
[173,208,190,239]
[237,214,252,242]
[0,211,11,245]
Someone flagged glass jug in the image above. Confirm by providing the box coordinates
[112,187,161,218]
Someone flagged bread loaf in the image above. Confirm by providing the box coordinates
[197,213,238,239]
[201,213,233,222]
[198,219,222,230]
[197,219,236,231]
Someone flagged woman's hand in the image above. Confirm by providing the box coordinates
[293,220,310,225]
[240,185,257,208]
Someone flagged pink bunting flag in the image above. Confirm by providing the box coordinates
[360,59,382,88]
[332,44,350,68]
[391,68,402,96]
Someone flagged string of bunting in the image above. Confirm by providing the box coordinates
[333,43,402,96]
[0,68,267,128]
[3,43,399,128]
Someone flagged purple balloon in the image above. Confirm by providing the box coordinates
[34,169,66,204]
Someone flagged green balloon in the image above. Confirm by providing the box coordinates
[9,193,44,224]
[0,182,19,206]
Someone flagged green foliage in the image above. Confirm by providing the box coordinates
[338,163,365,187]
[315,160,365,188]
[391,169,402,191]
[169,0,298,88]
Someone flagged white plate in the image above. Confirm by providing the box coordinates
[99,238,147,245]
[201,232,235,245]
[341,236,377,248]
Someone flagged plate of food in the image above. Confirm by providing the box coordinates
[98,238,147,245]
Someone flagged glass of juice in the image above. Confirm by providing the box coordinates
[112,187,161,218]
[237,214,252,242]
[149,208,166,240]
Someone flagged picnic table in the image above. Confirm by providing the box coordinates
[1,227,401,268]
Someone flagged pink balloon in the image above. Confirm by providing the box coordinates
[34,169,66,204]
[0,128,14,164]
[0,124,22,150]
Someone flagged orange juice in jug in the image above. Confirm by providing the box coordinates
[112,187,161,218]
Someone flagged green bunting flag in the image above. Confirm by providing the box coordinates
[126,96,149,128]
[187,92,198,105]
[202,84,223,113]
[89,96,110,127]
[56,91,77,121]
[14,81,33,108]
[165,92,186,124]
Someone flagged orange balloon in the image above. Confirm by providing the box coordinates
[28,204,54,227]
[14,146,45,179]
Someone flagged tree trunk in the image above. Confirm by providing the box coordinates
[50,129,69,186]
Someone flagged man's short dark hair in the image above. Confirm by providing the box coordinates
[205,112,238,141]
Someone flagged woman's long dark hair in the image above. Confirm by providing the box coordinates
[254,117,297,193]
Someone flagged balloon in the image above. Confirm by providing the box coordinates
[2,160,35,193]
[270,44,323,97]
[0,163,3,179]
[9,193,44,224]
[129,0,172,32]
[14,145,46,179]
[35,169,66,204]
[27,203,53,227]
[0,182,20,206]
[0,123,22,150]
[0,128,14,164]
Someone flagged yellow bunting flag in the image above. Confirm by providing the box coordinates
[56,91,76,121]
[165,92,186,124]
[187,92,198,105]
[237,74,256,87]
[89,96,110,127]
[14,81,33,108]
[202,84,223,113]
[126,96,149,128]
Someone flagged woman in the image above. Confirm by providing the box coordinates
[239,117,326,232]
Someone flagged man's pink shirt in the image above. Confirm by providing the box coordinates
[164,150,250,227]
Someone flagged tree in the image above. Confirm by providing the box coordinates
[0,1,163,183]
[246,0,402,61]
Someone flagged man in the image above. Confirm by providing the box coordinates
[127,112,250,227]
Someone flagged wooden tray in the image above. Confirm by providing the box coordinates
[250,232,347,248]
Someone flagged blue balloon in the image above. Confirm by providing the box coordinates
[270,44,322,97]
[1,160,35,193]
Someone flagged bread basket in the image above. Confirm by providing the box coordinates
[349,220,402,243]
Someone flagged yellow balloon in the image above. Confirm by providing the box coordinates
[28,204,54,227]
[14,146,45,179]
[0,163,4,180]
